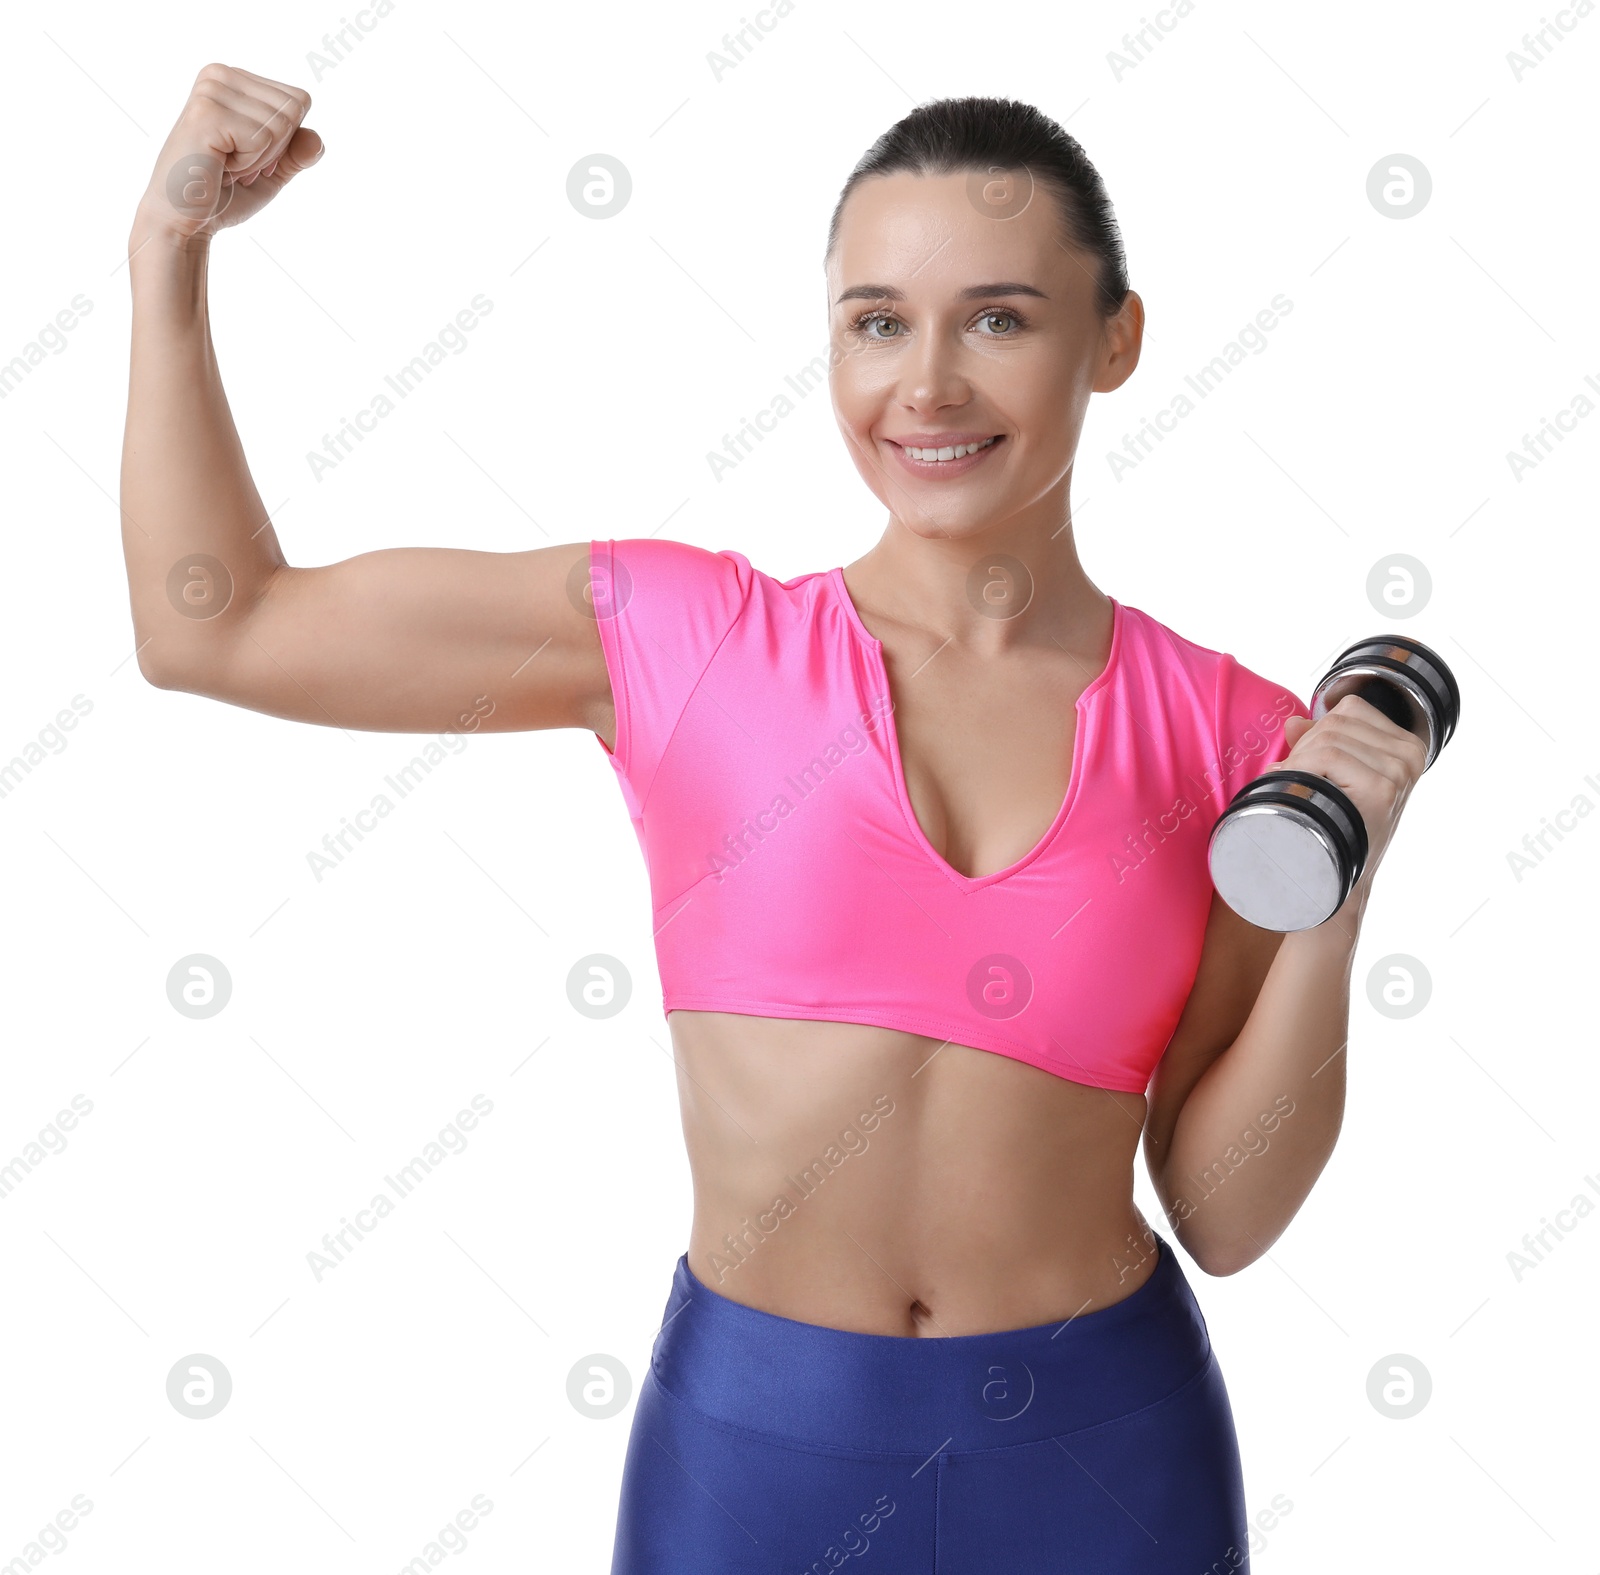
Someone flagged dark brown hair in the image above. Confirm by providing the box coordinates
[826,96,1130,318]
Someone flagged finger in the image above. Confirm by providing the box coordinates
[1314,702,1427,771]
[182,99,292,180]
[1328,692,1425,750]
[1289,705,1418,773]
[1351,722,1427,783]
[229,84,311,178]
[256,125,324,187]
[1302,735,1418,799]
[1281,748,1405,831]
[197,62,313,121]
[223,64,314,105]
[190,73,308,179]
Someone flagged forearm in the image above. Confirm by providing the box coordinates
[120,218,286,683]
[1157,890,1365,1274]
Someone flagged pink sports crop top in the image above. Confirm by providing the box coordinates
[589,537,1307,1095]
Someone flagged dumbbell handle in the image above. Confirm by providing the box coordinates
[1343,674,1415,733]
[1311,638,1458,770]
[1208,633,1459,931]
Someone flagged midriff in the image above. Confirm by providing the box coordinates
[671,1007,1162,1337]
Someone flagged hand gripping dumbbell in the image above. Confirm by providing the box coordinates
[1207,634,1460,931]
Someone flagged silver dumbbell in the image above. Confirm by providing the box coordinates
[1207,634,1459,931]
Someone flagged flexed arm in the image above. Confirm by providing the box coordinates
[120,63,612,739]
[1143,699,1428,1274]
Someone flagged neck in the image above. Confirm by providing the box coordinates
[845,481,1107,653]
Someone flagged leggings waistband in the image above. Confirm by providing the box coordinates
[649,1233,1212,1455]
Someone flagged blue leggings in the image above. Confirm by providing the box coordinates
[610,1233,1252,1573]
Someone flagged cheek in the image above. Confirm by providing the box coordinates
[830,366,889,437]
[1013,369,1092,460]
[1006,355,1076,414]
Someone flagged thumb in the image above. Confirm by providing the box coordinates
[260,125,325,187]
[1281,713,1314,749]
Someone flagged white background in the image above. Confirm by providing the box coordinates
[2,0,1595,1568]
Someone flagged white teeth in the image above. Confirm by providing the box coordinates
[904,436,998,462]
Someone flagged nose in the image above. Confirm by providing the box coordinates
[896,323,973,412]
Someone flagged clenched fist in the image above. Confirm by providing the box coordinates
[133,63,323,246]
[1279,692,1429,918]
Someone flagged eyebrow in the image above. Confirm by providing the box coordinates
[832,281,1049,306]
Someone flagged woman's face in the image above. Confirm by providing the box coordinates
[826,168,1142,541]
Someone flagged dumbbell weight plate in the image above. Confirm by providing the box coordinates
[1208,632,1459,930]
[1208,769,1368,931]
[1312,635,1459,769]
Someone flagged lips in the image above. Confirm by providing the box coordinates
[888,433,1003,451]
[886,433,1006,476]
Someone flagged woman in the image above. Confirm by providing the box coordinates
[122,71,1425,1573]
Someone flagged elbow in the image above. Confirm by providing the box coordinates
[1175,1228,1260,1279]
[133,617,210,691]
[136,646,181,690]
[136,640,198,693]
[1198,1230,1281,1278]
[1193,1248,1251,1278]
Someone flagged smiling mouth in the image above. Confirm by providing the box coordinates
[896,435,1002,462]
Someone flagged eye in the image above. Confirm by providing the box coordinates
[844,305,1030,340]
[849,309,903,339]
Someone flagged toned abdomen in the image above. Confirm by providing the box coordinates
[670,1008,1161,1337]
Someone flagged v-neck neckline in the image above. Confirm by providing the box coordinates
[828,566,1126,891]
